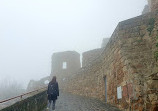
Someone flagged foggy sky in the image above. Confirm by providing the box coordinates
[0,0,147,88]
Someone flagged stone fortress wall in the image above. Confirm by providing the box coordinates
[27,48,103,90]
[82,38,109,67]
[142,0,158,14]
[61,2,158,110]
[82,48,103,67]
[149,0,158,11]
[27,51,81,90]
[27,1,158,110]
[51,51,81,82]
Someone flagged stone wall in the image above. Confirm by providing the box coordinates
[82,48,103,67]
[1,91,47,111]
[148,0,158,11]
[51,51,81,82]
[62,11,158,111]
[142,0,158,14]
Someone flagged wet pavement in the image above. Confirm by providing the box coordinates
[44,91,121,111]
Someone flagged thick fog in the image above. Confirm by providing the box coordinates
[0,0,147,89]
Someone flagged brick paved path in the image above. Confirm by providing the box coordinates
[44,91,121,111]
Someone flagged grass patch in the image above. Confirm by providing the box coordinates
[147,18,155,36]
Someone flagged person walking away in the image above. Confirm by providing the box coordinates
[47,76,59,111]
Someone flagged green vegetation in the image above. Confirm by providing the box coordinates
[156,43,158,47]
[147,18,158,61]
[137,39,143,43]
[147,18,155,36]
[155,35,158,61]
[155,51,158,61]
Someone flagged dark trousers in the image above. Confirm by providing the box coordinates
[47,94,57,110]
[47,99,56,110]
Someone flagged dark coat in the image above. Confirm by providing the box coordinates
[47,81,59,100]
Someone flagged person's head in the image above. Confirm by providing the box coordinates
[51,76,56,83]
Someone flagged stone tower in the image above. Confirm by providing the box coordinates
[51,51,81,81]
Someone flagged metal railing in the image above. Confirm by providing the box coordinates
[0,87,47,104]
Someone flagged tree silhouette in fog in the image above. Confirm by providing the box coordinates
[0,79,25,100]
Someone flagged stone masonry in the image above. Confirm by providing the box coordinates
[82,48,103,67]
[1,91,47,111]
[51,51,81,83]
[142,0,158,14]
[148,0,158,11]
[27,51,81,91]
[82,38,109,68]
[62,8,158,111]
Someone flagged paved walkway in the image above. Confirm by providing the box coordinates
[44,92,121,111]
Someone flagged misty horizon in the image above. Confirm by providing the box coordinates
[0,0,147,89]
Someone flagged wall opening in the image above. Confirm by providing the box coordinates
[62,62,67,69]
[104,76,107,102]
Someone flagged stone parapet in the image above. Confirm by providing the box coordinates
[1,91,47,111]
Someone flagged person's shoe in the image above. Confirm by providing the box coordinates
[52,105,55,110]
[46,107,49,111]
